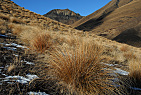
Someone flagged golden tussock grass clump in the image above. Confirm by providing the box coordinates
[120,45,130,52]
[0,30,6,34]
[123,51,136,60]
[111,50,126,62]
[30,32,54,52]
[7,23,15,29]
[64,35,80,47]
[10,24,23,35]
[128,58,141,87]
[19,26,42,45]
[0,25,7,34]
[9,17,23,24]
[19,26,57,52]
[46,39,119,95]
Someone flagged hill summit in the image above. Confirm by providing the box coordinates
[44,9,83,25]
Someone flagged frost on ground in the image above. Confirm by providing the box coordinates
[114,68,129,75]
[5,43,28,49]
[0,42,28,51]
[0,74,38,84]
[28,91,49,95]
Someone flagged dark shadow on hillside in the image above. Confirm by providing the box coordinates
[113,28,141,47]
[75,11,113,31]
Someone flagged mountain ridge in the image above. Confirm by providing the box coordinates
[44,9,83,25]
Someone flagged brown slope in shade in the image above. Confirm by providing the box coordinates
[43,9,83,25]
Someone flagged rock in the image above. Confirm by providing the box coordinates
[44,9,83,25]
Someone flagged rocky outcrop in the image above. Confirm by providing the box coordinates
[43,9,83,25]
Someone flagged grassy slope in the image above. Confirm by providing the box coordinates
[72,0,133,28]
[1,0,141,94]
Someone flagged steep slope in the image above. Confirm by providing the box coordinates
[72,0,133,30]
[0,0,77,33]
[72,0,141,47]
[44,9,83,25]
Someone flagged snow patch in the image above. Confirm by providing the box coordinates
[3,47,17,51]
[102,62,115,66]
[3,74,38,84]
[5,43,28,49]
[114,68,129,75]
[21,60,35,65]
[13,54,19,57]
[26,61,35,65]
[28,91,49,95]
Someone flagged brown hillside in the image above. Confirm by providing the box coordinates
[72,0,141,47]
[72,0,133,29]
[0,0,78,32]
[1,0,141,94]
[44,9,83,25]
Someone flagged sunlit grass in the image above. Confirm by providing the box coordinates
[46,39,118,94]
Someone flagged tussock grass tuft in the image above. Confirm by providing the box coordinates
[120,45,130,52]
[129,58,141,87]
[123,51,136,60]
[47,39,119,95]
[31,32,53,52]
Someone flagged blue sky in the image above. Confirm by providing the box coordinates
[11,0,111,16]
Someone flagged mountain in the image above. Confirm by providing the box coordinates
[72,0,141,47]
[43,9,83,25]
[1,0,141,95]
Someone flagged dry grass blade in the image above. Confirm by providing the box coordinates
[129,58,141,87]
[48,40,118,95]
[31,33,53,52]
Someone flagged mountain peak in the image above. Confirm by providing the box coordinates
[44,9,83,25]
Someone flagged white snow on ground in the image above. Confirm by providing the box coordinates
[26,74,38,80]
[3,47,17,51]
[101,62,115,66]
[114,68,129,75]
[0,43,28,49]
[2,74,38,84]
[5,43,28,49]
[25,61,35,65]
[101,62,123,67]
[28,91,49,95]
[101,62,129,76]
[13,54,19,57]
[21,60,35,65]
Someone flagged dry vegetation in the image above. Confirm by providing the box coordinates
[47,40,111,94]
[5,21,141,94]
[1,0,141,94]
